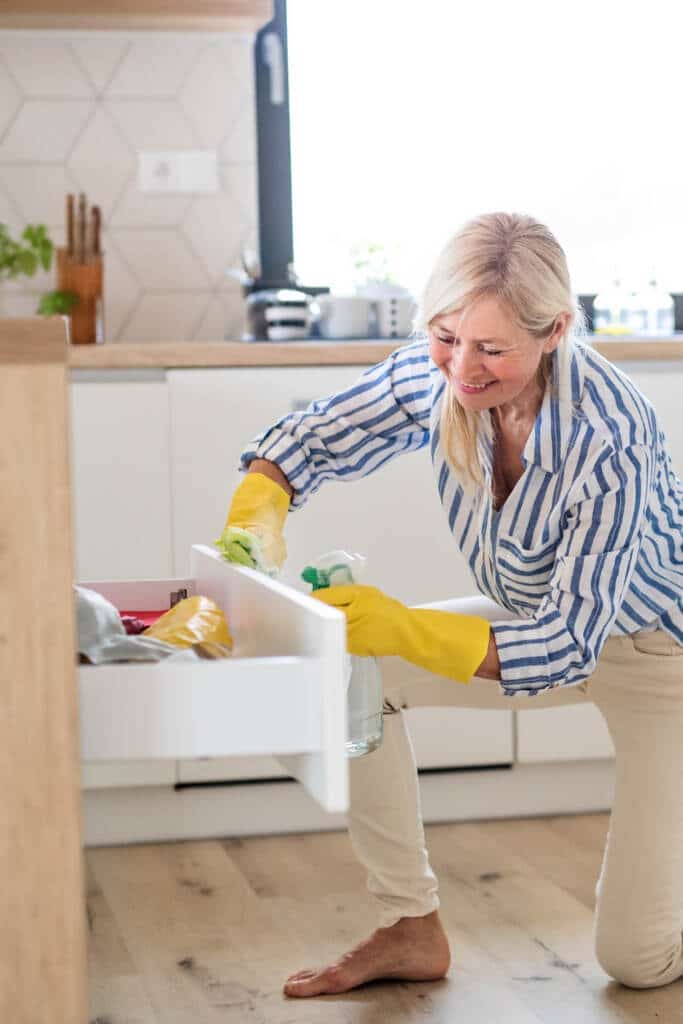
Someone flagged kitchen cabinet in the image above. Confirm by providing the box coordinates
[0,0,273,31]
[71,372,177,791]
[168,366,514,784]
[517,705,614,764]
[70,372,173,582]
[73,357,683,799]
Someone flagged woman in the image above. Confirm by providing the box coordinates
[219,213,683,995]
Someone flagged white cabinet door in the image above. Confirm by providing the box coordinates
[70,372,173,580]
[169,366,514,782]
[71,371,175,790]
[516,705,614,763]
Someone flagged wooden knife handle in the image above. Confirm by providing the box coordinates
[66,194,74,259]
[91,205,101,258]
[77,193,87,264]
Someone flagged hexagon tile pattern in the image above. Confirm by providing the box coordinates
[0,32,257,341]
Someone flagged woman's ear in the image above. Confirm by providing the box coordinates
[543,312,571,354]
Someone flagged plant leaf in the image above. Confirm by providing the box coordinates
[38,290,79,316]
[18,250,37,276]
[0,222,54,280]
[39,238,53,271]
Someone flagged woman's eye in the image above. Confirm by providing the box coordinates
[433,334,503,356]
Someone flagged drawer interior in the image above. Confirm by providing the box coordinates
[77,545,349,813]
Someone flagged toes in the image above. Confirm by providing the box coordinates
[283,972,328,998]
[284,968,316,983]
[283,966,352,998]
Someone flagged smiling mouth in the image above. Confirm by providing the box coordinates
[456,380,495,391]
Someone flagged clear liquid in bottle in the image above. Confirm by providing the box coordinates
[302,550,384,759]
[345,654,383,757]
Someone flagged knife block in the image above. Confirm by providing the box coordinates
[56,247,103,344]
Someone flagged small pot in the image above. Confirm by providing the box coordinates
[316,295,373,339]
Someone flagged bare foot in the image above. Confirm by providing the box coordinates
[283,910,450,998]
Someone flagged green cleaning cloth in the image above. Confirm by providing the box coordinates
[215,526,274,575]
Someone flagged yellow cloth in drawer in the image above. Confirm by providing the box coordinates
[143,596,233,650]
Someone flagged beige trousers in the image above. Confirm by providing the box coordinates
[348,595,683,990]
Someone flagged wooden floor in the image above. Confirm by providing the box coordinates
[87,812,681,1023]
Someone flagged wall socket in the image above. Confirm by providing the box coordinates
[138,150,219,193]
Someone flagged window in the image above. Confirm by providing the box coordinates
[258,0,682,306]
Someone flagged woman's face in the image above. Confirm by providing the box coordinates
[428,295,566,419]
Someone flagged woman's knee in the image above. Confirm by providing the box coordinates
[595,933,683,989]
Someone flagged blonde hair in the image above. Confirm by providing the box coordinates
[416,212,583,490]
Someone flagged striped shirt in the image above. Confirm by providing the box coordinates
[241,338,683,696]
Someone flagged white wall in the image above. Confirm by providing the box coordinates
[0,29,257,340]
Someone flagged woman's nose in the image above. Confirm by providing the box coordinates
[450,345,482,379]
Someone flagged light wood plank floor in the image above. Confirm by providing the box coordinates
[87,813,682,1023]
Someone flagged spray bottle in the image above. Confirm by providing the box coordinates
[301,551,383,758]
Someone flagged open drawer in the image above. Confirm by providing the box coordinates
[78,545,349,813]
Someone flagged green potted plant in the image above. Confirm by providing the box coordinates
[0,222,78,318]
[350,239,399,292]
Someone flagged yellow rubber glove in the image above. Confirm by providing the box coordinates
[313,584,490,683]
[215,472,290,575]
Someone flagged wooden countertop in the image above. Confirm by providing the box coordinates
[68,337,683,369]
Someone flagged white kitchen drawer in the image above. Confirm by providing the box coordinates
[79,546,348,813]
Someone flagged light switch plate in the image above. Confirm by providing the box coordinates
[138,150,219,193]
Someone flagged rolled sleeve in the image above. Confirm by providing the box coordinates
[492,444,654,696]
[239,341,432,508]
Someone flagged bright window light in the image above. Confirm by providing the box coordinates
[288,0,682,299]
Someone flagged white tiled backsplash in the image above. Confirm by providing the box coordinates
[0,30,257,341]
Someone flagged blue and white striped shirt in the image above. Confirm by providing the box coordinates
[241,339,683,696]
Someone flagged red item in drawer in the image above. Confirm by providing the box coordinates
[119,609,166,627]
